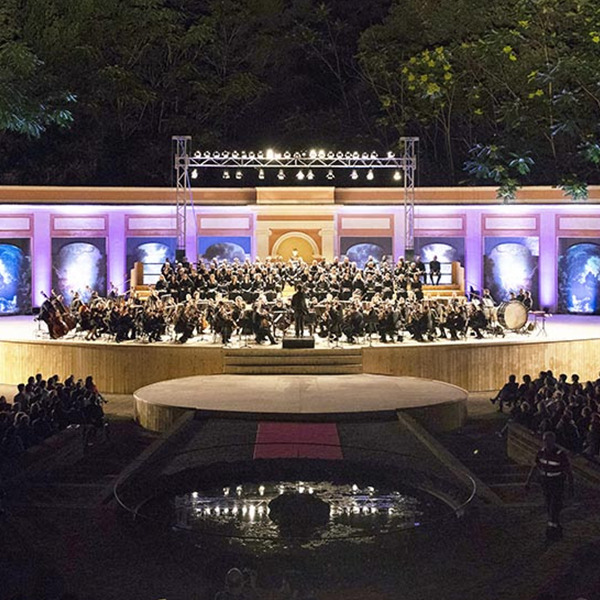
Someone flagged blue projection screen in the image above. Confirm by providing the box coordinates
[558,238,600,314]
[483,237,539,304]
[52,238,106,304]
[0,239,31,315]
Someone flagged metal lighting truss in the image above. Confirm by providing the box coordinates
[173,136,418,251]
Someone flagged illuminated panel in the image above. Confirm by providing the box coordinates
[415,217,463,230]
[0,217,32,231]
[127,217,177,231]
[484,217,537,230]
[558,217,600,231]
[53,217,106,230]
[200,217,250,230]
[340,217,391,230]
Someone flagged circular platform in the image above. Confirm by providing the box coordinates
[133,374,468,432]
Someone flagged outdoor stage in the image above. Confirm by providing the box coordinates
[0,314,599,398]
[133,373,468,432]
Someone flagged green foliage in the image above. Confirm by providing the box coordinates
[559,176,589,202]
[0,1,75,137]
[464,143,534,201]
[2,0,600,186]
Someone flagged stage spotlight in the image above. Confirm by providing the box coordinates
[350,170,359,180]
[193,151,201,157]
[393,170,402,181]
[277,169,286,180]
[309,149,317,158]
[352,152,359,158]
[318,149,326,158]
[249,151,255,158]
[326,170,335,180]
[371,151,378,158]
[283,151,291,159]
[203,151,211,157]
[222,170,231,179]
[328,152,335,158]
[366,169,374,181]
[235,170,243,180]
[337,152,344,158]
[307,169,315,180]
[222,151,230,158]
[266,148,274,160]
[258,168,265,180]
[387,151,395,158]
[232,151,239,158]
[362,152,369,159]
[296,170,305,180]
[241,151,247,158]
[191,169,198,180]
[213,151,220,157]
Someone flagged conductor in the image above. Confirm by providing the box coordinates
[291,284,308,337]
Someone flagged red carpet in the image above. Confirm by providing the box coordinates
[253,422,343,459]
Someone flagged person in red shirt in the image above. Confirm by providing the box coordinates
[525,431,574,540]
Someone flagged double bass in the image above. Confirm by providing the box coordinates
[39,291,76,339]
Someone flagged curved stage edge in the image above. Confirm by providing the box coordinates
[0,329,599,395]
[133,374,469,433]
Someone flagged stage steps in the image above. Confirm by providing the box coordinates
[422,284,463,300]
[223,347,363,375]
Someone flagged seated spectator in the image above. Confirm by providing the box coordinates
[1,427,24,459]
[584,413,600,458]
[214,567,257,600]
[490,374,519,412]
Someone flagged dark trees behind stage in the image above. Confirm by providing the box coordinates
[2,0,600,189]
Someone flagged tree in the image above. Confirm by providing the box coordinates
[0,0,74,137]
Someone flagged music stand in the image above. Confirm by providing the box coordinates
[531,310,549,337]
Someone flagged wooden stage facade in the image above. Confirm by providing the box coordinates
[0,315,598,396]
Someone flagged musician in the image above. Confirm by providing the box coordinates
[429,255,441,285]
[272,298,292,337]
[468,304,488,339]
[377,303,396,343]
[327,299,344,341]
[291,284,308,338]
[253,301,276,345]
[342,303,364,344]
[481,288,497,326]
[445,305,466,340]
[414,255,426,282]
[410,274,424,301]
[339,273,354,301]
[217,304,235,345]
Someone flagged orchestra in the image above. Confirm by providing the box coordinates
[36,255,532,345]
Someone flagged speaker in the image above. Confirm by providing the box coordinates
[282,337,315,349]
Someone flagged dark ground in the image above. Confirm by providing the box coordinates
[1,393,599,600]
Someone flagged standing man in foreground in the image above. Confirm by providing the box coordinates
[291,284,308,338]
[525,431,574,540]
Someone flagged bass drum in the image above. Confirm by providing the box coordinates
[497,300,528,331]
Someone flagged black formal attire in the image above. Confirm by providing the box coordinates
[291,289,308,337]
[429,259,441,285]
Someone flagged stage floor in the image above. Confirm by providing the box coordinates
[1,313,599,348]
[1,314,599,398]
[134,373,468,416]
